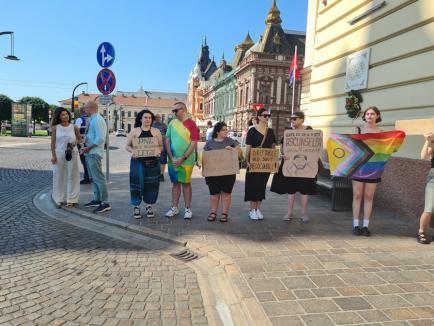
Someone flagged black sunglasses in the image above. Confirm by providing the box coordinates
[172,109,179,113]
[290,117,300,121]
[261,114,271,118]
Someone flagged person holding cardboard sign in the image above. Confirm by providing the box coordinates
[417,132,434,244]
[125,109,163,219]
[203,122,242,223]
[271,111,317,223]
[244,108,276,220]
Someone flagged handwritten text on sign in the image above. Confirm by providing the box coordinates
[202,149,240,177]
[133,137,160,158]
[282,129,323,178]
[249,148,279,173]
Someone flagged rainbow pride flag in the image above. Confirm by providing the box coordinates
[326,130,405,180]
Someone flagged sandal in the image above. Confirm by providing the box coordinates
[220,213,228,223]
[207,212,217,222]
[417,232,429,244]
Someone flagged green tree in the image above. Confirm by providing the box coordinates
[19,96,50,135]
[0,94,13,132]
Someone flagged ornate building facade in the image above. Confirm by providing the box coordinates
[192,0,306,139]
[187,39,217,122]
[234,0,305,139]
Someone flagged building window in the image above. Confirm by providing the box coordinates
[128,111,131,117]
[259,82,271,104]
[134,112,138,117]
[128,124,131,133]
[199,103,203,111]
[240,89,243,106]
[245,87,249,104]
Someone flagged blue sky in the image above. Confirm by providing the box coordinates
[0,0,308,105]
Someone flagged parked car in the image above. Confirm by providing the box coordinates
[115,128,127,137]
[228,131,242,144]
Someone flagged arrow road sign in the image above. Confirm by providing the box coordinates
[96,42,115,68]
[96,68,116,95]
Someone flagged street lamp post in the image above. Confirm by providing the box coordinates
[0,31,19,61]
[71,82,88,113]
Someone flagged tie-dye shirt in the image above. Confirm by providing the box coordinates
[166,118,199,183]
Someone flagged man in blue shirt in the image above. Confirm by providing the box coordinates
[81,101,111,213]
[75,107,91,184]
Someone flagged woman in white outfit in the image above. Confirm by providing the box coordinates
[50,107,81,207]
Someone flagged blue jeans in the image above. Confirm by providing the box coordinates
[85,154,108,203]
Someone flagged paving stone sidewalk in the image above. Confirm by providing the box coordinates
[0,138,208,326]
[74,140,434,325]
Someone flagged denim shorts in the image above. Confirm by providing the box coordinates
[424,170,434,213]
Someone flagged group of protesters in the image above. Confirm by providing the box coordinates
[50,101,433,244]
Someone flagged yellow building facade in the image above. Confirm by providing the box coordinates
[303,0,434,218]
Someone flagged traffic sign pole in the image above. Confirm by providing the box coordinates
[105,103,110,183]
[96,42,116,184]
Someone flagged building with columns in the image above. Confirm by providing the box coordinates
[196,0,306,139]
[301,0,434,218]
[59,87,186,133]
[234,1,305,139]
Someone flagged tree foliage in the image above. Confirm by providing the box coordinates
[19,96,50,123]
[0,94,12,123]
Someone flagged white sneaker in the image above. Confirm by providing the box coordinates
[283,213,293,221]
[249,209,258,220]
[146,205,155,218]
[301,216,310,223]
[133,206,141,219]
[184,208,193,219]
[165,206,179,218]
[256,209,264,220]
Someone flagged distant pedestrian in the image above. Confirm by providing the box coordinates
[81,101,111,214]
[126,109,163,219]
[204,122,242,223]
[244,108,276,220]
[75,106,91,184]
[417,132,434,244]
[165,102,199,219]
[206,120,213,141]
[152,113,168,181]
[50,107,81,208]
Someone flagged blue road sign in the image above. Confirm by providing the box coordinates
[96,42,115,68]
[96,68,116,95]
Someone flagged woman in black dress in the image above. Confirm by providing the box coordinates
[244,108,276,220]
[271,111,316,222]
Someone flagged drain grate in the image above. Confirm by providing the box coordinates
[170,249,198,262]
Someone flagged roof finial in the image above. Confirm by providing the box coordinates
[204,35,207,46]
[266,0,282,25]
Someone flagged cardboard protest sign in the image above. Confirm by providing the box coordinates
[133,137,160,157]
[202,149,240,177]
[282,129,323,178]
[249,148,279,173]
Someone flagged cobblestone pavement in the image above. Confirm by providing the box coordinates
[73,136,434,326]
[0,137,207,326]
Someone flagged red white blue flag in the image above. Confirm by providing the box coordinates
[289,46,299,87]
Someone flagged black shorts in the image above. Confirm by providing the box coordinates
[205,175,236,195]
[352,178,381,184]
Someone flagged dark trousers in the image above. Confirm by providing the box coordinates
[77,144,90,180]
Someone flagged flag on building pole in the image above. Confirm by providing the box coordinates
[289,46,299,113]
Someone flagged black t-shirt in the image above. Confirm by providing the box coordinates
[246,127,276,148]
[431,155,434,168]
